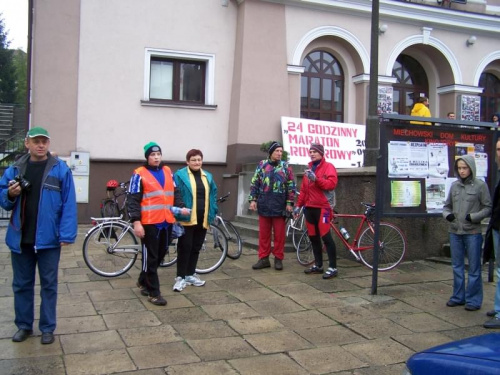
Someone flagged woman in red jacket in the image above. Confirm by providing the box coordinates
[296,143,338,279]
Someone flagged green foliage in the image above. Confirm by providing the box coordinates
[12,50,27,106]
[0,15,16,104]
[260,141,289,161]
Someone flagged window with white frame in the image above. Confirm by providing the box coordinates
[144,49,215,106]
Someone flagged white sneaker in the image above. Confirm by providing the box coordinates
[185,273,206,287]
[173,276,186,292]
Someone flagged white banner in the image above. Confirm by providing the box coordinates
[280,116,366,168]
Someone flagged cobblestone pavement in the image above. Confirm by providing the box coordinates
[0,225,495,375]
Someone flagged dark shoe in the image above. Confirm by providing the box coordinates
[136,281,148,296]
[465,304,480,311]
[446,300,465,307]
[274,258,283,271]
[12,329,32,342]
[487,309,497,317]
[148,295,167,306]
[304,265,323,274]
[41,332,55,345]
[484,316,500,329]
[323,267,338,279]
[252,257,271,270]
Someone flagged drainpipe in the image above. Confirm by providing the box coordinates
[25,0,33,131]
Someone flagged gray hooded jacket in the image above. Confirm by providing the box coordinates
[442,154,492,234]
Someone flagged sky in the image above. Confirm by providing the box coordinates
[0,0,28,51]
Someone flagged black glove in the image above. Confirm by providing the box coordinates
[465,214,471,222]
[446,214,455,222]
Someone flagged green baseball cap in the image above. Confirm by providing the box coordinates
[26,127,50,139]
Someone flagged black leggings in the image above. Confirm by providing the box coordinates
[304,207,337,269]
[176,222,207,278]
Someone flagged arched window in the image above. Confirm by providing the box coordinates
[301,51,344,122]
[392,55,429,115]
[479,72,500,122]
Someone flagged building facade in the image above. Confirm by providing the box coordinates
[29,0,500,221]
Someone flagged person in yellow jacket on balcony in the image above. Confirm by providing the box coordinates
[127,142,190,306]
[410,96,432,125]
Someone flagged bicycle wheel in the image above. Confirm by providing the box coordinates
[101,199,120,218]
[223,220,243,260]
[159,238,178,267]
[196,224,228,274]
[358,222,406,271]
[82,221,139,277]
[296,231,314,266]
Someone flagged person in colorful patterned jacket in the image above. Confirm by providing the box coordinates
[127,142,189,306]
[296,143,339,279]
[249,141,296,271]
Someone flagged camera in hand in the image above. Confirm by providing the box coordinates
[14,174,32,191]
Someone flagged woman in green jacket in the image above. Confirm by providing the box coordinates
[172,149,218,292]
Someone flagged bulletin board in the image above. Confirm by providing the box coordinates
[379,118,497,217]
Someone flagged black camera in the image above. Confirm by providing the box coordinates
[14,174,32,191]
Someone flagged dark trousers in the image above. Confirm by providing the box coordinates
[11,245,61,333]
[176,223,207,278]
[304,207,337,269]
[138,225,170,297]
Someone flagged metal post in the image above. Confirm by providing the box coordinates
[365,0,380,167]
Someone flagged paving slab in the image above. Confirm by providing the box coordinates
[155,306,213,324]
[102,311,162,330]
[346,317,413,339]
[274,309,336,329]
[227,316,285,334]
[289,345,368,374]
[128,341,200,369]
[202,303,260,320]
[60,330,125,354]
[246,297,306,315]
[342,338,415,366]
[229,353,309,375]
[64,349,136,375]
[0,355,66,375]
[172,320,238,339]
[187,336,258,361]
[294,324,364,346]
[167,360,239,375]
[244,330,313,353]
[228,287,282,301]
[0,336,62,359]
[118,324,181,346]
[185,291,240,305]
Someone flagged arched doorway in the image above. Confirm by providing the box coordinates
[479,72,500,122]
[392,55,429,115]
[300,51,344,122]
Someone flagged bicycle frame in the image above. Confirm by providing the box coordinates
[90,217,141,254]
[330,213,374,261]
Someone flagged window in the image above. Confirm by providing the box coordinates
[479,72,500,122]
[301,51,344,122]
[144,49,215,106]
[392,55,428,115]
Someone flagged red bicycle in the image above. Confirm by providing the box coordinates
[296,202,407,271]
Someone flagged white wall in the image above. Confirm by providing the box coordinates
[76,0,237,162]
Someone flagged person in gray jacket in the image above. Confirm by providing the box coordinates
[443,154,492,311]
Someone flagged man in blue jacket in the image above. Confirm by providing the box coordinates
[0,127,77,344]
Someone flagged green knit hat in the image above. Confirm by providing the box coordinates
[144,142,162,159]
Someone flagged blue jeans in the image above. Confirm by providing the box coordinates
[449,233,483,308]
[11,245,61,333]
[492,229,500,317]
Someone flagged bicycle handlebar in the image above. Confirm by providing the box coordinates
[218,192,230,203]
